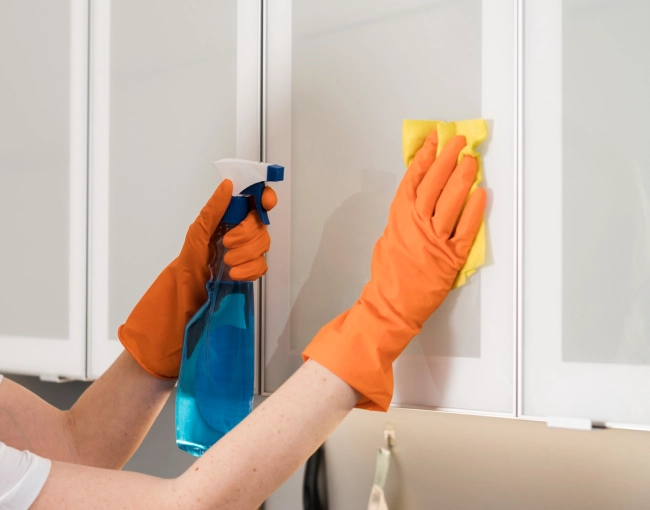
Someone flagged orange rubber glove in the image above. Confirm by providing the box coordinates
[303,133,486,411]
[118,179,277,379]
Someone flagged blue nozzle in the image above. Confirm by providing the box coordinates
[267,165,284,182]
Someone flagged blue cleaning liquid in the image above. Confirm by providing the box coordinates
[176,280,255,457]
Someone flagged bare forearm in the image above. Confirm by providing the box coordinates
[33,360,359,510]
[67,350,176,468]
[0,377,75,462]
[33,461,176,510]
[176,359,359,509]
[0,351,174,468]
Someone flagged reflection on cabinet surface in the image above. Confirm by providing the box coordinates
[264,0,516,414]
[0,0,88,378]
[523,0,650,427]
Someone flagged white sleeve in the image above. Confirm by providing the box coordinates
[0,442,52,509]
[0,376,52,509]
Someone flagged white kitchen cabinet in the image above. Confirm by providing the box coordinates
[0,0,88,379]
[0,0,260,379]
[263,0,517,414]
[522,0,650,429]
[87,0,261,378]
[5,0,650,431]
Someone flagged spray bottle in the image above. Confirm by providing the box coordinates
[176,158,284,457]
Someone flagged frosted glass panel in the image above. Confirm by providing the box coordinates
[0,1,70,339]
[287,0,482,354]
[562,0,650,365]
[523,0,650,426]
[265,0,516,412]
[107,0,237,335]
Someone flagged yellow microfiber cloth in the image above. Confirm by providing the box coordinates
[402,119,488,288]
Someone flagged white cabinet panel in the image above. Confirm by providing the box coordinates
[88,0,260,378]
[522,0,650,427]
[264,0,516,414]
[0,0,88,378]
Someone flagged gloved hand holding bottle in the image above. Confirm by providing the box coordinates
[118,180,278,380]
[303,133,486,411]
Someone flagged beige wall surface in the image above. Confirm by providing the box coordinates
[8,374,650,509]
[266,407,650,510]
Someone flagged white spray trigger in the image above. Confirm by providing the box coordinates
[212,158,284,225]
[212,158,274,195]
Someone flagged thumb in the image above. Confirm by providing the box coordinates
[193,179,233,241]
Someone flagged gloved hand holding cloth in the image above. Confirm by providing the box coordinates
[119,180,278,379]
[303,131,487,411]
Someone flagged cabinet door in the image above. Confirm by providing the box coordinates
[0,0,88,378]
[264,0,516,414]
[88,0,261,378]
[522,0,650,428]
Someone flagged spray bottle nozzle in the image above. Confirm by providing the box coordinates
[213,159,284,226]
[266,164,284,182]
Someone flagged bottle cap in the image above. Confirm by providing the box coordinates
[221,196,249,225]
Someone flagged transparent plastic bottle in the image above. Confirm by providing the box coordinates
[176,199,255,457]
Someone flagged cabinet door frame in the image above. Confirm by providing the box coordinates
[87,0,263,379]
[519,0,650,432]
[0,0,89,380]
[261,0,519,416]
